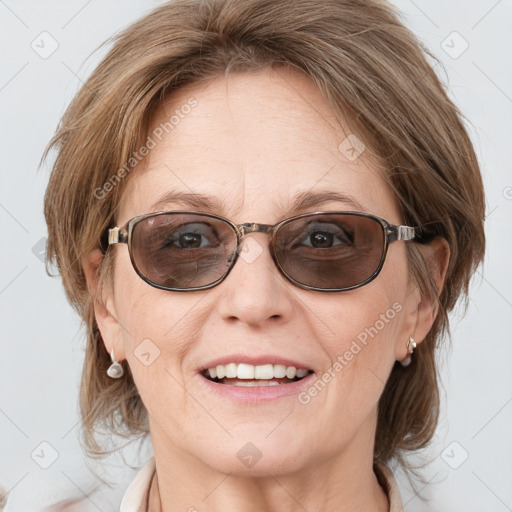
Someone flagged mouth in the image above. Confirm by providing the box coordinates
[201,363,314,386]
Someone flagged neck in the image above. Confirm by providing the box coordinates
[148,411,389,512]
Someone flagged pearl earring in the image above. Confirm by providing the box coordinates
[399,336,417,367]
[107,348,124,378]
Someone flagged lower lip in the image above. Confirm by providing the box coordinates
[197,372,316,403]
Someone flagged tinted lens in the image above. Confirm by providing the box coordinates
[274,213,386,290]
[130,213,237,289]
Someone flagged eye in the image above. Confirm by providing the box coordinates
[298,222,354,249]
[160,222,220,250]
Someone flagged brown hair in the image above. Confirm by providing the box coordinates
[43,0,485,488]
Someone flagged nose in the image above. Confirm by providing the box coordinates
[215,233,296,326]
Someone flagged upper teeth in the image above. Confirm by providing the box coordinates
[206,363,309,380]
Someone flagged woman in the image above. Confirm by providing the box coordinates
[41,0,485,510]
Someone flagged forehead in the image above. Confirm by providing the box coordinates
[118,67,399,225]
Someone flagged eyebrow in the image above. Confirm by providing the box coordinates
[149,189,366,216]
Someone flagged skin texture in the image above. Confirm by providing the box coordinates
[84,66,450,512]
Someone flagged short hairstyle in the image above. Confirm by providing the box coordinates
[43,0,485,484]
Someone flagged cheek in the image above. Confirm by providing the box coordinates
[112,255,191,382]
[314,292,403,382]
[113,283,201,436]
[319,279,405,359]
[309,250,408,395]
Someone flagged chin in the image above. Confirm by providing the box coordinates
[191,431,313,477]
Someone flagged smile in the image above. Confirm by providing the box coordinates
[201,363,314,386]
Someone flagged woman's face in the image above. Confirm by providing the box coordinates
[94,67,428,476]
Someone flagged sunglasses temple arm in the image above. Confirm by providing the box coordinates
[108,227,128,245]
[387,225,417,242]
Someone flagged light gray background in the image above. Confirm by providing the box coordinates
[1,1,511,511]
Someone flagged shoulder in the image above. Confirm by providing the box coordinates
[119,457,156,512]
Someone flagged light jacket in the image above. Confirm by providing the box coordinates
[120,457,404,511]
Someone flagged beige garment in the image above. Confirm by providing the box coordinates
[120,456,404,512]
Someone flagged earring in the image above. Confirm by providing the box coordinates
[107,348,124,378]
[399,336,417,367]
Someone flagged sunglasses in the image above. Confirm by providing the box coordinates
[106,210,418,292]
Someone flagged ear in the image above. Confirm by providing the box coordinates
[396,236,450,360]
[83,248,126,361]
